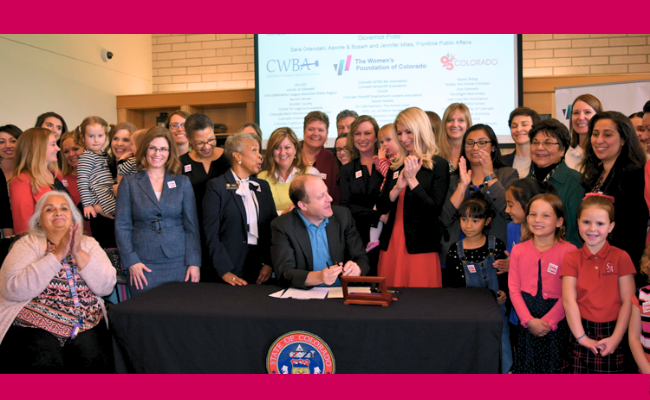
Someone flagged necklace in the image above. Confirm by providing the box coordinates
[148,173,164,183]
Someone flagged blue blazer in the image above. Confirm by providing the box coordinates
[115,170,201,269]
[202,170,277,279]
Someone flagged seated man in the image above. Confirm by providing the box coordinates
[271,174,369,288]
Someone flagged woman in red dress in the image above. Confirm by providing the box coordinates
[376,107,450,287]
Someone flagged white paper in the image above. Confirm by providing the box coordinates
[268,289,286,298]
[281,287,329,300]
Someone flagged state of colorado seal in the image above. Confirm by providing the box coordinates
[267,331,335,374]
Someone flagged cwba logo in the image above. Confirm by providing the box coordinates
[334,55,352,75]
[562,104,572,120]
[266,58,319,73]
[441,54,455,70]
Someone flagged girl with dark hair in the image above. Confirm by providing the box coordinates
[35,112,68,141]
[443,192,511,373]
[0,125,22,182]
[580,111,648,283]
[440,124,519,266]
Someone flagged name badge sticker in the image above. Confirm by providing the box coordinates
[547,263,558,275]
[226,183,239,190]
[643,302,650,314]
[167,181,177,189]
[61,179,68,188]
[467,265,477,273]
[355,170,362,179]
[321,173,327,180]
[393,171,399,180]
[184,164,192,173]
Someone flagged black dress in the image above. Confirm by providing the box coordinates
[513,260,570,374]
[180,152,230,282]
[339,158,384,276]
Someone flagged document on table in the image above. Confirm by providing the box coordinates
[282,287,329,299]
[269,286,373,299]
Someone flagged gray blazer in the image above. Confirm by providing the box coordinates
[439,166,519,265]
[115,170,201,269]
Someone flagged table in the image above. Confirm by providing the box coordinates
[109,283,502,373]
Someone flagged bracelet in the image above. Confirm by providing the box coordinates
[576,334,587,342]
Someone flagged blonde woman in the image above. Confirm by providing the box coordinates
[9,128,64,234]
[437,103,473,172]
[375,107,450,287]
[258,127,319,215]
[59,131,91,235]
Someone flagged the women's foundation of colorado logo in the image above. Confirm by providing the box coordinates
[267,331,335,374]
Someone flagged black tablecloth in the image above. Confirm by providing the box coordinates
[109,282,502,373]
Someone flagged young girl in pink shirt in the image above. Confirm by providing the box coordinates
[509,193,577,373]
[562,194,635,373]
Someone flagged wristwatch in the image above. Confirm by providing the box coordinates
[484,173,497,182]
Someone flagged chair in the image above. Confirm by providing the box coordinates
[104,248,130,303]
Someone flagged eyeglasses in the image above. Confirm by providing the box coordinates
[464,140,492,148]
[335,147,348,154]
[169,123,185,130]
[148,146,170,154]
[194,139,216,148]
[531,141,559,149]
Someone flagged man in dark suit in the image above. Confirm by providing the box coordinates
[270,174,369,288]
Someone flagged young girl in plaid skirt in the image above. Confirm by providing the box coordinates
[561,194,635,373]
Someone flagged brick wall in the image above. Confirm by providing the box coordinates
[151,34,650,93]
[151,34,254,93]
[522,34,650,77]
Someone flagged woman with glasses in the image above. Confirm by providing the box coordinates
[115,127,201,296]
[181,114,232,282]
[334,133,351,168]
[258,127,319,215]
[440,124,519,266]
[526,119,584,247]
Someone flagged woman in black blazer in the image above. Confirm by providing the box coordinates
[580,111,648,285]
[339,115,384,276]
[376,107,450,287]
[202,132,277,285]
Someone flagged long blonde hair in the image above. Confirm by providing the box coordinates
[262,127,308,183]
[13,128,59,194]
[392,107,437,170]
[59,131,85,176]
[437,103,473,162]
